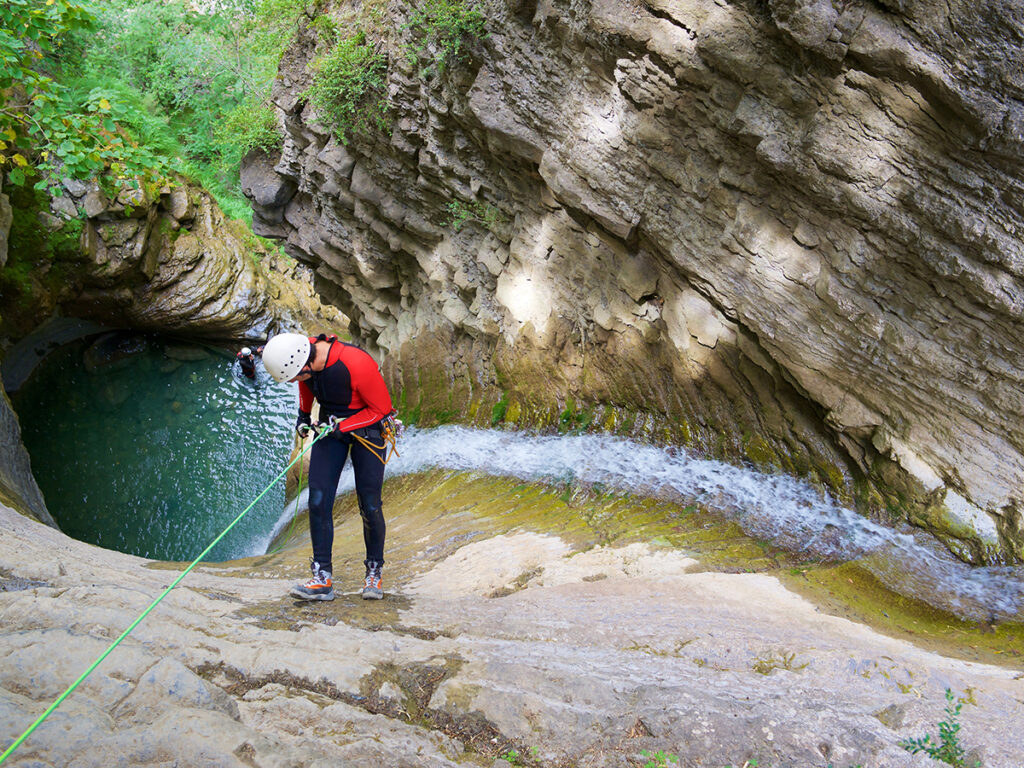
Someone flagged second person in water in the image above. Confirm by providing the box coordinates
[262,332,395,601]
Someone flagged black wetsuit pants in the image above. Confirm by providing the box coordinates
[307,428,386,574]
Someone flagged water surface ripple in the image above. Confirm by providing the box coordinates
[14,333,296,562]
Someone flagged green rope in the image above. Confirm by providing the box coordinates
[264,439,308,556]
[0,427,331,765]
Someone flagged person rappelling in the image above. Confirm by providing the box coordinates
[236,346,259,379]
[262,331,399,601]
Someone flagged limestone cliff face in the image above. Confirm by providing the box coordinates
[0,177,346,526]
[2,176,345,353]
[47,178,344,341]
[243,0,1024,563]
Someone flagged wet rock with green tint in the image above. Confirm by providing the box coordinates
[3,469,1023,767]
[244,0,1024,566]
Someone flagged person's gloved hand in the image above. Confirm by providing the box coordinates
[296,411,312,438]
[383,412,404,440]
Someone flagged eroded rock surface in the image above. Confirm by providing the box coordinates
[1,176,345,350]
[243,0,1024,563]
[0,373,51,527]
[0,474,1021,767]
[59,178,344,340]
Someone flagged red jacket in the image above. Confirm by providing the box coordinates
[298,335,393,432]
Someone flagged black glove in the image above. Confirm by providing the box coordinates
[296,411,312,438]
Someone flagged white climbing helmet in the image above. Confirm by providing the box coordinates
[262,333,311,383]
[240,347,252,356]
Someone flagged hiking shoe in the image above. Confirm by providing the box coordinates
[291,561,334,601]
[362,560,384,600]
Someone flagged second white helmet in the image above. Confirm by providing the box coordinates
[262,333,311,382]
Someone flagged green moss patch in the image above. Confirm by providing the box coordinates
[161,466,1022,672]
[781,562,1024,670]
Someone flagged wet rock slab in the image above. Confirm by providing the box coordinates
[0,474,1022,767]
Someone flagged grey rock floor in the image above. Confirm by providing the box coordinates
[1,499,1021,767]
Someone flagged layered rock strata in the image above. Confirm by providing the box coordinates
[1,177,344,350]
[53,178,343,341]
[0,177,346,525]
[243,0,1024,563]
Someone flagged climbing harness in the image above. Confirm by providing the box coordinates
[0,425,335,765]
[328,413,403,466]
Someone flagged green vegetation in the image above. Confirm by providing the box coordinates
[899,689,977,767]
[1,0,308,219]
[305,30,389,145]
[491,392,510,425]
[403,0,487,77]
[558,398,595,433]
[445,198,506,232]
[2,0,493,229]
[2,0,494,220]
[642,749,679,767]
[0,0,173,193]
[497,745,539,765]
[304,0,488,144]
[66,0,306,219]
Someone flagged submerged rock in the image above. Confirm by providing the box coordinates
[163,344,211,363]
[82,332,148,374]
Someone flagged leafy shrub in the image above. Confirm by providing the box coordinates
[403,0,487,76]
[305,30,389,145]
[49,0,302,218]
[217,97,281,164]
[899,689,976,767]
[310,14,339,45]
[0,0,174,193]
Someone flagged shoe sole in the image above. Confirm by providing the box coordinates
[290,589,335,601]
[361,588,384,600]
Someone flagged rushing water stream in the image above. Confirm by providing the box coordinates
[295,427,1024,623]
[12,332,1024,622]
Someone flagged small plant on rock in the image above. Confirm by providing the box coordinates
[444,198,506,231]
[641,749,679,768]
[498,745,538,765]
[898,688,978,767]
[305,30,389,144]
[403,0,486,77]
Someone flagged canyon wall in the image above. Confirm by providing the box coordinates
[0,177,345,525]
[2,177,342,346]
[242,0,1024,564]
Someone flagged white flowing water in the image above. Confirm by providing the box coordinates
[267,426,1024,622]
